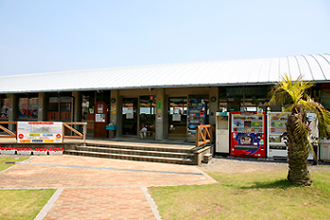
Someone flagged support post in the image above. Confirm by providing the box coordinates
[8,94,17,131]
[155,88,165,141]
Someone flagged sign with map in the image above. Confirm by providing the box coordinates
[17,122,63,143]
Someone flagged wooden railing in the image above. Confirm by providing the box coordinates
[63,122,87,143]
[195,124,214,151]
[0,121,16,138]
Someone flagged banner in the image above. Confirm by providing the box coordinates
[17,122,63,143]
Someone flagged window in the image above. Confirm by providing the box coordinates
[18,98,38,118]
[1,98,9,118]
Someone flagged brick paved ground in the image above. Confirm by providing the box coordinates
[0,155,216,219]
[45,188,155,220]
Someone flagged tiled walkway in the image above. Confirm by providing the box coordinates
[0,155,216,219]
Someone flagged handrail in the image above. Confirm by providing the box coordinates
[0,121,17,138]
[63,122,87,143]
[195,124,214,151]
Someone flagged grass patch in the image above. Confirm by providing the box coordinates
[0,189,55,220]
[149,170,330,220]
[0,156,29,172]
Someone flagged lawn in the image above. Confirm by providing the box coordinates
[0,156,56,220]
[0,156,29,172]
[149,169,330,220]
[0,189,55,220]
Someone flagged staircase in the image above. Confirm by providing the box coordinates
[64,142,195,165]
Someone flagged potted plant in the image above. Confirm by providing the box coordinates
[48,147,64,155]
[0,146,17,155]
[17,147,33,155]
[32,148,48,156]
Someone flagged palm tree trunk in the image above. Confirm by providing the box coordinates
[286,112,312,186]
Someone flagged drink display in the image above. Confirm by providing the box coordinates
[230,111,266,158]
[267,112,289,159]
[187,98,206,142]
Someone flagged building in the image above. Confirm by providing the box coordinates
[1,53,330,142]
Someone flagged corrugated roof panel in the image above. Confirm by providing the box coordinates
[268,57,280,82]
[287,56,301,79]
[304,55,326,81]
[200,61,226,83]
[257,58,271,83]
[0,53,329,94]
[235,59,254,84]
[246,59,263,83]
[233,59,254,83]
[294,56,313,80]
[223,59,249,84]
[278,57,290,78]
[187,61,218,85]
[210,60,237,85]
[315,54,330,80]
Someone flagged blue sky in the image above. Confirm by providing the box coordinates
[0,0,330,76]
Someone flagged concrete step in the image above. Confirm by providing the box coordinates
[76,143,194,153]
[64,150,194,165]
[75,145,194,159]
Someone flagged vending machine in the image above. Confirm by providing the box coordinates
[267,112,289,159]
[215,112,230,154]
[267,112,318,160]
[230,111,266,158]
[320,138,330,162]
[307,113,318,160]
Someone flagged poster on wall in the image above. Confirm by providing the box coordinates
[111,105,116,114]
[17,122,63,143]
[98,104,103,113]
[95,114,106,122]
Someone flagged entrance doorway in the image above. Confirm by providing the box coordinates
[139,96,156,139]
[122,98,138,136]
[168,97,187,138]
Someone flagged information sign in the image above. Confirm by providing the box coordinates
[17,122,63,143]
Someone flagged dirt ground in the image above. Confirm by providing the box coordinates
[199,157,330,173]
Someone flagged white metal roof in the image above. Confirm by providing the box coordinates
[1,53,330,94]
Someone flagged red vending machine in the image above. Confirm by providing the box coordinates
[230,111,266,158]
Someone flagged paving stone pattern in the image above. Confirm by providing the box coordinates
[0,155,216,219]
[45,188,155,220]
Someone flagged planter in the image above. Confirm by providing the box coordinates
[48,151,63,155]
[32,151,47,156]
[17,151,32,155]
[1,150,16,155]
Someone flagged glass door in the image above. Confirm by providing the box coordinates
[168,97,187,138]
[139,96,156,139]
[122,98,138,136]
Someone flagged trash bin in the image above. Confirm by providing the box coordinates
[320,138,330,161]
[106,125,117,139]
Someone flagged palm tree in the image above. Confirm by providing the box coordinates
[270,74,330,186]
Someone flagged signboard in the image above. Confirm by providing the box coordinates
[157,114,162,122]
[17,122,63,143]
[95,114,106,122]
[172,114,181,121]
